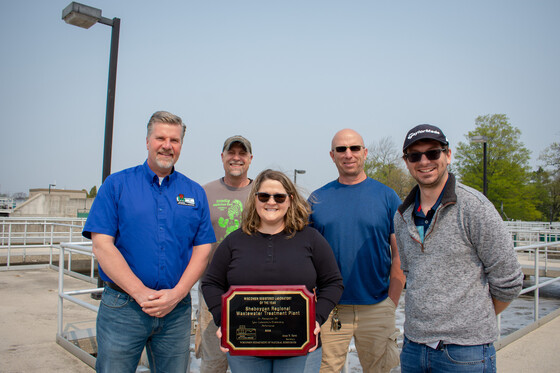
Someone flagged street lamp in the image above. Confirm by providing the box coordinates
[62,2,120,183]
[470,136,488,196]
[63,2,121,297]
[294,169,306,184]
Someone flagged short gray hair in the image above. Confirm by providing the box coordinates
[146,111,186,141]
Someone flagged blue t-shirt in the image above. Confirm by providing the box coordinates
[83,161,216,290]
[309,178,401,305]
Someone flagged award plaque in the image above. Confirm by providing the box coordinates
[221,285,316,356]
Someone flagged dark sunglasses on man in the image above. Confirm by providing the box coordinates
[404,148,447,163]
[334,145,364,153]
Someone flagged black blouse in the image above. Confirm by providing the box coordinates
[201,226,344,327]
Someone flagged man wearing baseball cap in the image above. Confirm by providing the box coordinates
[195,135,253,373]
[394,124,523,372]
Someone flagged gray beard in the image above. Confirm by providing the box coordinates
[155,157,174,170]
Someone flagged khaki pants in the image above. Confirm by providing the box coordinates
[195,284,228,373]
[320,298,400,373]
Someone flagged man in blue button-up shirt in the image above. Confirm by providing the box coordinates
[83,111,216,373]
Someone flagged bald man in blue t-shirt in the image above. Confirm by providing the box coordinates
[309,128,405,373]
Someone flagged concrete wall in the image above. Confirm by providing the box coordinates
[11,189,94,218]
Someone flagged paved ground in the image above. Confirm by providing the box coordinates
[1,267,560,372]
[0,268,96,372]
[497,311,560,372]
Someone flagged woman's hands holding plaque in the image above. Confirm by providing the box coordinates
[308,321,321,352]
[216,327,230,353]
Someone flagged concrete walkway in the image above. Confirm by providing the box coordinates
[497,308,560,372]
[0,268,95,372]
[1,267,560,372]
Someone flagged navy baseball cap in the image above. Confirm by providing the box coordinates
[403,124,449,152]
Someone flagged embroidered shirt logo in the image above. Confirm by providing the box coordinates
[177,194,195,206]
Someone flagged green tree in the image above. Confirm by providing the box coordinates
[454,114,540,221]
[539,142,560,170]
[364,137,416,200]
[87,185,97,198]
[536,142,560,222]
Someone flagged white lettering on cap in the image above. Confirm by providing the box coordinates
[407,129,441,140]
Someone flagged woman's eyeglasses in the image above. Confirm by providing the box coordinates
[404,149,447,163]
[255,192,289,204]
[334,145,364,153]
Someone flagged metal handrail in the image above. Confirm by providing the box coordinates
[55,242,175,371]
[514,242,560,322]
[57,241,100,369]
[1,218,88,270]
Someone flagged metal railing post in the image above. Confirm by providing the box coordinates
[497,313,501,337]
[43,221,48,246]
[7,222,12,267]
[50,224,55,266]
[23,221,28,261]
[544,238,549,275]
[534,247,539,321]
[58,244,65,337]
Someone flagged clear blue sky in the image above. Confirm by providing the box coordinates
[1,1,559,196]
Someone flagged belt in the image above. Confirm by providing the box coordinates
[104,281,128,295]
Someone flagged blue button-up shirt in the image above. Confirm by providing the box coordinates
[83,161,216,290]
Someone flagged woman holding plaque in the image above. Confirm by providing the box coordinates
[202,169,344,373]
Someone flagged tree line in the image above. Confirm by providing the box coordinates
[364,114,560,222]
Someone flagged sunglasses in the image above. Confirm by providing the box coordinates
[334,145,364,153]
[255,192,289,204]
[404,149,447,163]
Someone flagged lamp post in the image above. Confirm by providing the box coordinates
[63,2,120,297]
[294,169,306,184]
[62,2,120,183]
[470,136,488,196]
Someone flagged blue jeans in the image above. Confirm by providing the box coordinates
[400,336,496,373]
[227,347,322,373]
[96,286,192,373]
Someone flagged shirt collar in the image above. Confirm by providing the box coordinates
[143,160,176,185]
[398,173,458,215]
[413,177,450,216]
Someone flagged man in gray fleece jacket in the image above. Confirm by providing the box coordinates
[394,124,523,373]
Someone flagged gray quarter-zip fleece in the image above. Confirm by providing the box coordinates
[394,173,523,345]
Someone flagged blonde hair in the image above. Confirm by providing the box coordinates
[242,169,310,237]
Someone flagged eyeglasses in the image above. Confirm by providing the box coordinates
[334,145,364,153]
[404,149,447,163]
[255,192,289,204]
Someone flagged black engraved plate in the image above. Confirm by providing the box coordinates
[221,285,316,356]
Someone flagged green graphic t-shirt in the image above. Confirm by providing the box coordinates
[203,178,253,260]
